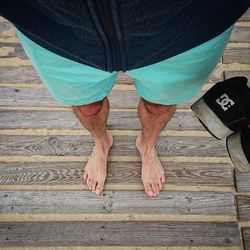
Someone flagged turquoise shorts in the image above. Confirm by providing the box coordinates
[15,25,234,106]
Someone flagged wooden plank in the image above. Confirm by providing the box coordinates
[224,71,250,80]
[0,135,228,157]
[0,85,215,109]
[0,88,141,109]
[0,43,27,59]
[0,190,236,216]
[242,228,250,250]
[0,87,207,109]
[0,161,234,187]
[0,221,240,247]
[229,26,250,42]
[236,172,250,192]
[239,8,250,21]
[113,71,134,85]
[0,20,15,41]
[237,196,250,221]
[0,67,133,87]
[0,66,41,83]
[223,48,250,64]
[0,110,207,131]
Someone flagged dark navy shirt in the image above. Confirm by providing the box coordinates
[0,0,249,72]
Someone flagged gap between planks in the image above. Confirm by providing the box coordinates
[0,214,237,222]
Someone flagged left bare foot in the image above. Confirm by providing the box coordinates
[136,131,166,196]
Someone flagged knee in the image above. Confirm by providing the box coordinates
[142,97,176,114]
[74,98,106,116]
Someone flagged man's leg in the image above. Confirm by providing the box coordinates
[136,97,177,196]
[71,96,113,195]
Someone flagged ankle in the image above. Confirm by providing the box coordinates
[136,132,156,154]
[94,130,112,147]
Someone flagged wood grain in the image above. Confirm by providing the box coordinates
[224,71,250,81]
[0,42,27,59]
[237,196,250,221]
[242,228,250,250]
[0,221,240,247]
[0,85,217,109]
[223,48,250,64]
[0,135,228,157]
[239,8,250,21]
[0,66,41,83]
[0,110,206,131]
[229,26,250,42]
[0,162,234,186]
[236,172,250,192]
[0,190,236,215]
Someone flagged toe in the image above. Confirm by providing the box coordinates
[151,183,158,195]
[160,176,166,184]
[91,180,97,192]
[87,178,92,190]
[145,184,154,196]
[83,171,88,181]
[157,181,162,192]
[95,181,104,195]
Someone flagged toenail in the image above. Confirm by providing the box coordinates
[148,191,153,196]
[96,189,101,195]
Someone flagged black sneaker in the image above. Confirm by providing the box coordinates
[191,76,250,140]
[226,128,250,172]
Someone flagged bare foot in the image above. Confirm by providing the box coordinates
[83,131,113,195]
[136,131,166,196]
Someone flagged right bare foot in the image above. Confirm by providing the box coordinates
[83,131,113,195]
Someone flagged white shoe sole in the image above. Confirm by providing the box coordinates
[227,131,250,172]
[191,98,234,140]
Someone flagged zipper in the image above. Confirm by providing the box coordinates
[94,0,122,72]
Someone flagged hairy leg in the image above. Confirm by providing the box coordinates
[136,97,177,196]
[71,97,113,195]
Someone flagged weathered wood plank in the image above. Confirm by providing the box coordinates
[0,221,240,247]
[0,20,15,40]
[0,110,207,131]
[0,190,236,215]
[0,88,142,109]
[0,66,41,83]
[0,42,27,59]
[0,135,228,157]
[0,86,212,110]
[243,228,250,250]
[223,48,250,64]
[224,71,250,80]
[239,7,250,21]
[0,162,234,186]
[115,71,134,85]
[236,171,250,192]
[237,196,250,221]
[0,86,213,109]
[229,26,250,42]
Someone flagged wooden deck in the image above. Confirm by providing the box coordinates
[0,9,250,249]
